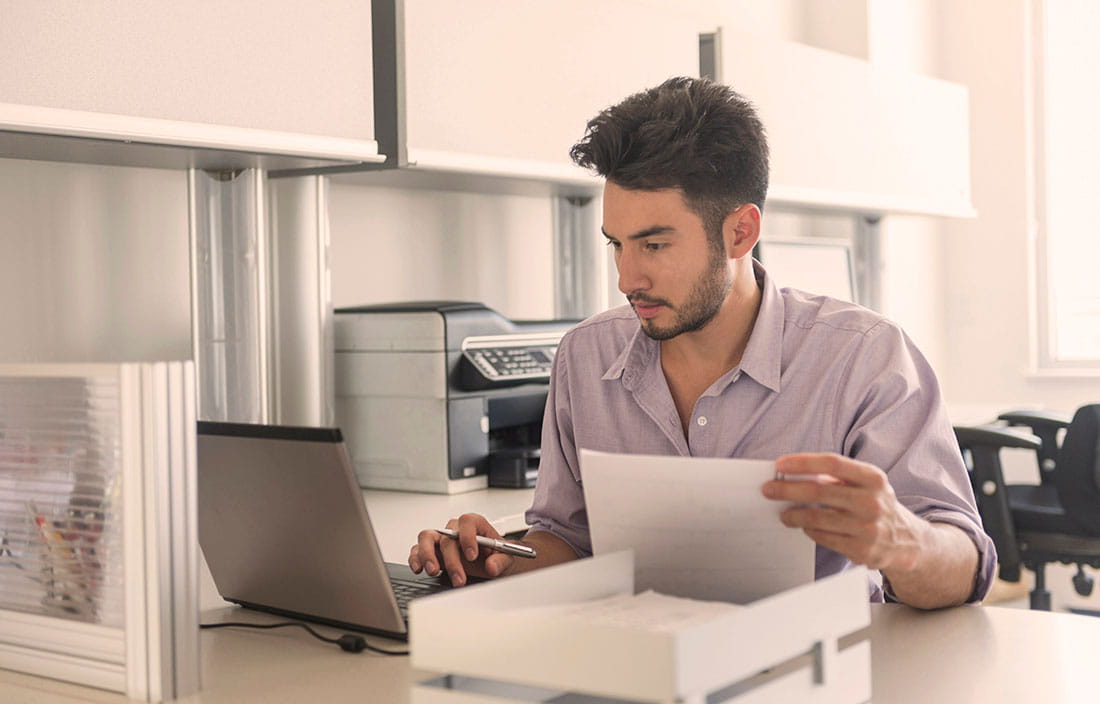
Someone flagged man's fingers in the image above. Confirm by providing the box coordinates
[763,479,871,514]
[455,513,501,562]
[437,532,468,586]
[412,513,505,587]
[774,453,887,490]
[413,524,464,580]
[781,505,864,535]
[411,529,452,578]
[484,552,514,578]
[800,528,867,565]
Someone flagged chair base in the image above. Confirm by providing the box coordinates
[1029,587,1052,611]
[1027,561,1053,610]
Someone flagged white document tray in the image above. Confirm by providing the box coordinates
[410,551,870,704]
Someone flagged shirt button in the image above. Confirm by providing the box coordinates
[696,416,708,426]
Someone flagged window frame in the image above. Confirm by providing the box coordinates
[1029,0,1100,375]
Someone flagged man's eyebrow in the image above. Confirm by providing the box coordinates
[600,225,676,240]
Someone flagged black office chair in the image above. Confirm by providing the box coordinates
[996,409,1072,487]
[954,404,1100,610]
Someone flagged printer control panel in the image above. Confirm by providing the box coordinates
[460,333,561,389]
[467,346,555,380]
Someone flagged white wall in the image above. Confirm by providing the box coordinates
[829,0,1100,418]
[327,181,557,320]
[937,0,1100,416]
[861,1,951,376]
[732,0,952,377]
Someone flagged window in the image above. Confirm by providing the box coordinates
[1033,0,1100,370]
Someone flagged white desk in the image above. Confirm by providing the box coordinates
[4,603,1100,703]
[8,487,1100,703]
[870,604,1100,704]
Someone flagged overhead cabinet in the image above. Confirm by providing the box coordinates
[394,3,972,216]
[716,30,974,217]
[400,0,705,185]
[0,1,381,170]
[0,1,975,206]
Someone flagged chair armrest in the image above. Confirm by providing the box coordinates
[955,425,1041,451]
[997,411,1069,480]
[997,410,1072,431]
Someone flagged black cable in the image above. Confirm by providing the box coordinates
[200,621,409,656]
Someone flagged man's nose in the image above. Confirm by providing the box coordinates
[616,249,650,296]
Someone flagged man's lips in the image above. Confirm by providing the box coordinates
[631,301,666,319]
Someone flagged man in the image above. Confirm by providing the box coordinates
[410,77,995,609]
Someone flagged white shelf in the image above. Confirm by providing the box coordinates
[768,183,977,218]
[329,151,601,200]
[0,102,383,171]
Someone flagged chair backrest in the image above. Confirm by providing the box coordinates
[1054,404,1100,535]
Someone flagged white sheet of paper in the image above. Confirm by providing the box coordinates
[580,448,815,604]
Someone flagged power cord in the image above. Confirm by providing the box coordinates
[200,621,409,656]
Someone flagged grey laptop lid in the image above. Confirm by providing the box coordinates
[197,421,444,640]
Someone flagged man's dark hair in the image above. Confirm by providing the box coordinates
[569,76,769,241]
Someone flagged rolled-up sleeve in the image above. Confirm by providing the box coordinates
[836,321,997,603]
[524,338,591,557]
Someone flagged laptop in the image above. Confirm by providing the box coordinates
[196,420,451,641]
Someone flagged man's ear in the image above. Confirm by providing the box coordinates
[722,204,762,259]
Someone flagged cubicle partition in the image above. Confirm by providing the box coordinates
[0,362,199,702]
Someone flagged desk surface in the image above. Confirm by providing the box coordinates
[8,487,1100,703]
[3,602,1100,703]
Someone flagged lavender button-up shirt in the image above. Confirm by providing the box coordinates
[525,265,995,603]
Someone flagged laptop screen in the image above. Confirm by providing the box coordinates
[196,421,409,637]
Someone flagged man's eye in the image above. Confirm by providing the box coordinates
[645,242,666,251]
[605,239,621,249]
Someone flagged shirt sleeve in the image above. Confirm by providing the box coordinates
[524,335,591,557]
[835,320,997,603]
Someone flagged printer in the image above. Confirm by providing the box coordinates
[334,302,575,494]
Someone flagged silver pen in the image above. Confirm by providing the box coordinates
[436,528,537,559]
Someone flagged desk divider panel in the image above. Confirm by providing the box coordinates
[0,362,198,701]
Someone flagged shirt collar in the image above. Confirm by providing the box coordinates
[737,260,784,393]
[601,260,785,394]
[601,324,653,387]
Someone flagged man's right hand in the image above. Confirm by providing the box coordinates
[409,513,516,587]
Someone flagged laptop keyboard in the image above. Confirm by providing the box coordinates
[391,579,445,619]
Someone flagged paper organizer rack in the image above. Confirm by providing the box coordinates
[410,551,870,704]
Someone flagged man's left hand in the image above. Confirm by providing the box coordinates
[761,452,926,572]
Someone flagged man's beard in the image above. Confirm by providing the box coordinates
[631,247,732,341]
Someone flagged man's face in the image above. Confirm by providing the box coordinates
[602,182,732,341]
